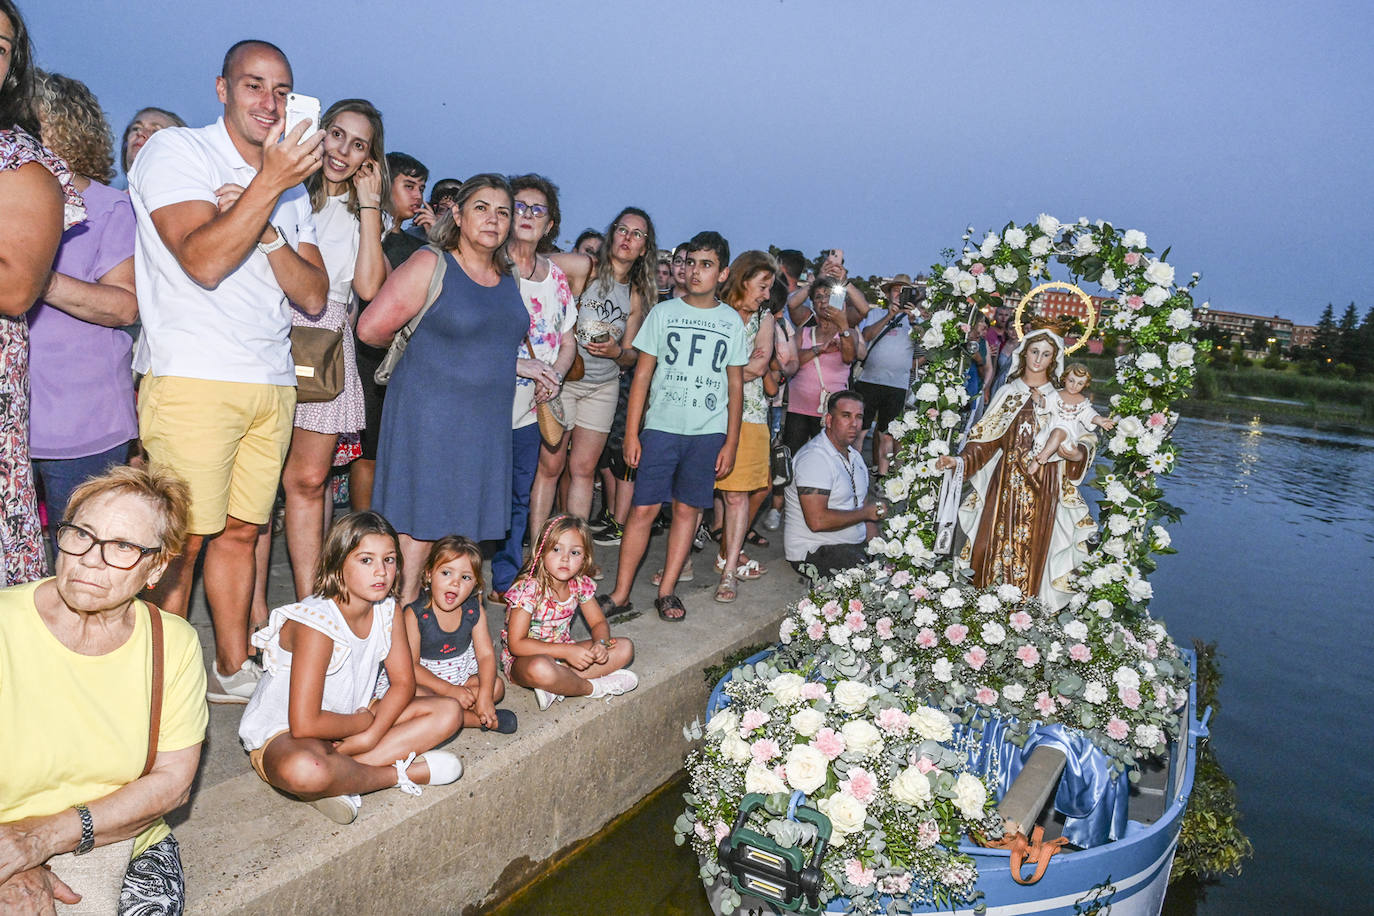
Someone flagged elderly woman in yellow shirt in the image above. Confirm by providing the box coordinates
[0,467,208,914]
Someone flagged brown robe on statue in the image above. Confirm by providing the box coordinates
[957,389,1092,600]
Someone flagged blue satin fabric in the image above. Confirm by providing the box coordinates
[958,720,1128,848]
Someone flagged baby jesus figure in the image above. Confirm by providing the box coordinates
[1027,362,1115,476]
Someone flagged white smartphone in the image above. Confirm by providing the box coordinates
[829,286,847,311]
[283,93,320,142]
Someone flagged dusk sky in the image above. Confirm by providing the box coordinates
[26,0,1373,325]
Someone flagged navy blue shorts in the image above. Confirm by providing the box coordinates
[632,430,726,509]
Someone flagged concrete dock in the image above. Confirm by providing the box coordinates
[173,523,800,914]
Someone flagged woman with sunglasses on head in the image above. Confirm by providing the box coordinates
[527,208,655,542]
[119,107,185,183]
[0,0,86,585]
[359,174,529,603]
[489,174,576,603]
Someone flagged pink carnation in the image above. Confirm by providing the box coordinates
[1016,644,1041,667]
[845,610,867,633]
[927,407,940,419]
[811,728,846,760]
[1144,639,1159,659]
[848,598,864,613]
[841,767,878,803]
[969,262,986,275]
[917,820,941,848]
[1126,294,1144,310]
[915,627,938,649]
[714,820,731,843]
[821,600,841,622]
[975,686,999,705]
[1034,691,1056,716]
[800,682,828,701]
[911,585,929,601]
[740,709,769,732]
[1009,611,1034,633]
[945,624,969,645]
[1119,687,1142,710]
[879,873,913,895]
[1069,643,1092,663]
[750,738,780,763]
[964,646,988,670]
[913,755,937,774]
[876,707,911,735]
[1124,251,1141,267]
[891,570,912,587]
[844,859,877,888]
[807,621,825,640]
[875,616,894,639]
[1147,412,1167,429]
[1106,717,1130,741]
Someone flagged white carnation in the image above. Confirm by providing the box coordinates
[940,410,961,429]
[979,232,1000,259]
[916,382,939,402]
[954,272,978,297]
[977,272,996,292]
[1107,514,1132,536]
[993,264,1019,285]
[1029,235,1051,257]
[1036,214,1061,236]
[940,588,963,609]
[1073,234,1099,256]
[941,265,960,283]
[1099,268,1119,292]
[1142,285,1169,307]
[1136,353,1162,372]
[1122,229,1148,249]
[1151,525,1171,548]
[1083,682,1108,704]
[931,658,954,683]
[1063,619,1089,641]
[1004,226,1028,248]
[997,584,1023,602]
[1002,682,1026,702]
[1113,666,1141,691]
[981,621,1006,645]
[953,773,988,820]
[1167,308,1194,330]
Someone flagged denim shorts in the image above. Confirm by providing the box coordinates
[632,430,727,509]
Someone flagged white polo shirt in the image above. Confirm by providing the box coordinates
[129,118,317,386]
[783,432,869,562]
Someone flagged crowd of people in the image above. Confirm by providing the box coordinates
[0,14,1057,913]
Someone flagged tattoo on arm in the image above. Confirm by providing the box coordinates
[796,487,831,496]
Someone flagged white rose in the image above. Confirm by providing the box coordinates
[1144,260,1175,287]
[953,773,988,820]
[884,539,904,559]
[1099,268,1119,292]
[931,309,956,326]
[784,744,830,793]
[1135,353,1162,372]
[1125,576,1153,602]
[1036,213,1060,236]
[1122,229,1147,249]
[1092,599,1114,618]
[883,476,910,501]
[910,706,954,742]
[922,327,945,350]
[1152,525,1172,548]
[889,765,933,807]
[1029,235,1051,257]
[941,265,960,283]
[1002,682,1026,702]
[1073,234,1099,256]
[1102,536,1127,558]
[790,707,826,737]
[1090,566,1113,587]
[817,791,868,838]
[721,733,752,763]
[745,761,787,795]
[706,709,739,737]
[916,494,936,512]
[833,680,876,713]
[916,382,939,402]
[1168,342,1195,368]
[953,272,978,297]
[979,232,1000,259]
[1142,285,1169,307]
[981,621,1006,645]
[768,673,805,705]
[940,410,961,429]
[840,719,884,756]
[993,264,1019,285]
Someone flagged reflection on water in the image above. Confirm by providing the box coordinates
[492,417,1374,915]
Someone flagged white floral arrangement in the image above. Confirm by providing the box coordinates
[677,657,1002,914]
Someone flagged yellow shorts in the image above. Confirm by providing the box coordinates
[138,375,295,534]
[716,422,771,492]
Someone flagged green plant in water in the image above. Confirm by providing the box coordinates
[1171,640,1253,883]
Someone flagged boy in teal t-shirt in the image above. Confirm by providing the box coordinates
[598,231,747,622]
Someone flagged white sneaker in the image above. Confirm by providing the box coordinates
[533,688,564,711]
[761,508,781,531]
[207,659,262,704]
[587,669,639,700]
[308,794,361,825]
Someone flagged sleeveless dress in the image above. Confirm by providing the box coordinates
[0,129,86,584]
[373,253,528,541]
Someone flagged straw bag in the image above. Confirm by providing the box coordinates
[46,602,165,914]
[291,324,346,403]
[525,336,567,448]
[375,245,448,385]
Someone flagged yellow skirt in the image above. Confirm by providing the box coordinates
[717,422,770,492]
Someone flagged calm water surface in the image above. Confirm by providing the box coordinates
[495,417,1374,915]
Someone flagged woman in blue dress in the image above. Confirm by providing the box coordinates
[359,174,530,601]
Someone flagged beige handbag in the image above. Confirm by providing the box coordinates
[47,603,165,913]
[290,324,346,403]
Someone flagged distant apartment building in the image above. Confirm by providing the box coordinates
[1291,325,1316,349]
[1193,308,1294,349]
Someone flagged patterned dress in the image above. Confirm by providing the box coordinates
[0,129,86,584]
[500,574,596,678]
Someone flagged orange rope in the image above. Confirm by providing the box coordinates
[983,825,1070,885]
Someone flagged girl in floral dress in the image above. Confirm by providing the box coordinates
[502,516,638,710]
[0,4,87,583]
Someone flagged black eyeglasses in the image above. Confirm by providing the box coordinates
[56,523,160,570]
[513,201,550,218]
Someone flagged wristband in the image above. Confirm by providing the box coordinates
[256,226,287,256]
[73,803,95,855]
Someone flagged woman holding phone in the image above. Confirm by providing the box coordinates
[279,98,389,598]
[781,276,867,455]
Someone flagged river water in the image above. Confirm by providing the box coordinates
[493,416,1374,915]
